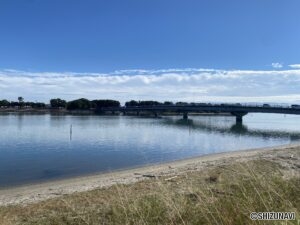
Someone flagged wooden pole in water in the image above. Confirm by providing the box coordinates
[70,124,72,140]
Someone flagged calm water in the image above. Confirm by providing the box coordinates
[1,113,300,187]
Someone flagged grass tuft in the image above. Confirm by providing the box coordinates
[0,158,299,225]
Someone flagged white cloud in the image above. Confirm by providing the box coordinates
[271,62,283,69]
[1,68,300,104]
[289,64,300,69]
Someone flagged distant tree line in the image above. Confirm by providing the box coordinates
[124,100,190,107]
[125,100,162,107]
[54,98,121,110]
[66,99,120,110]
[0,97,191,110]
[50,98,67,108]
[0,98,45,108]
[66,98,91,110]
[0,97,121,110]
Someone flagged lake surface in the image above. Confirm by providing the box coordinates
[1,113,300,187]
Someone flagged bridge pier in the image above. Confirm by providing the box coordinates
[231,112,248,124]
[136,111,140,116]
[183,112,188,120]
[153,112,158,117]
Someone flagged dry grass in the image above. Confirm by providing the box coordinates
[0,159,299,225]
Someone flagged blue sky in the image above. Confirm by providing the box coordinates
[1,0,300,72]
[0,0,300,103]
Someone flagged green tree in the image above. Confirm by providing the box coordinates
[50,98,67,108]
[91,99,120,108]
[0,99,10,107]
[67,98,91,110]
[125,100,139,107]
[18,96,24,103]
[17,97,24,108]
[163,101,173,105]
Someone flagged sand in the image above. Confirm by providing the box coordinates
[0,143,299,206]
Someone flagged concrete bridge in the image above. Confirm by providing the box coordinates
[98,104,300,123]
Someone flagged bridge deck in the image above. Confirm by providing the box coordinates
[98,105,300,115]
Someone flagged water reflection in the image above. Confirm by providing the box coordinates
[163,117,300,141]
[230,123,248,134]
[0,113,299,187]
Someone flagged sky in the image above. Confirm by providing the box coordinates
[0,0,300,103]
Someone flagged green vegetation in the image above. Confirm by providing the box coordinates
[0,97,45,109]
[0,159,298,225]
[125,100,161,107]
[0,99,10,107]
[125,100,176,107]
[50,98,67,108]
[0,98,121,110]
[124,100,192,107]
[17,96,24,104]
[91,99,120,108]
[0,97,193,110]
[66,99,121,110]
[66,98,91,110]
[163,101,173,105]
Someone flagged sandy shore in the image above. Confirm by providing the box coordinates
[0,143,299,206]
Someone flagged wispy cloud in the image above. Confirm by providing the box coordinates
[271,62,283,69]
[289,64,300,69]
[1,68,300,104]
